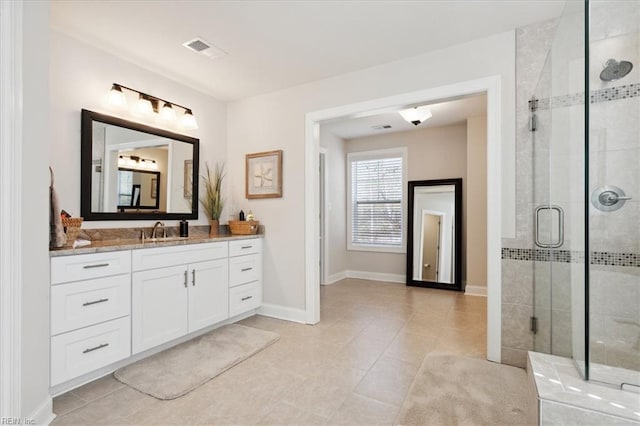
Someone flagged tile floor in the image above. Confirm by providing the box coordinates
[52,278,488,425]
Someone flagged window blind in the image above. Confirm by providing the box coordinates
[350,156,402,247]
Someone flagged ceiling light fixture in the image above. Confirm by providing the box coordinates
[106,83,198,129]
[399,107,432,126]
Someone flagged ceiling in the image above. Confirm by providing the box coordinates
[50,1,564,101]
[322,94,487,140]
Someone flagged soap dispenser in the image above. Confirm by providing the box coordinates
[179,218,189,237]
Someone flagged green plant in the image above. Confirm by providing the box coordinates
[200,162,225,220]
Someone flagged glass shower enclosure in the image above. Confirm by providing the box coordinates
[531,0,639,388]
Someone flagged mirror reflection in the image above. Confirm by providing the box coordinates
[407,179,462,290]
[81,110,199,221]
[116,168,160,211]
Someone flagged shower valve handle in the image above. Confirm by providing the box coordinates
[599,191,631,206]
[592,185,631,212]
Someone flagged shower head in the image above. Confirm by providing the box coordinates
[600,58,633,82]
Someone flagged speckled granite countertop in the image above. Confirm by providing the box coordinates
[50,233,263,257]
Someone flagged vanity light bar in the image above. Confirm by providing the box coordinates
[108,83,198,130]
[118,155,158,170]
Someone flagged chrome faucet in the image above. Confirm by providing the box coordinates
[151,221,166,239]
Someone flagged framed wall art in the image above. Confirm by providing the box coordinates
[246,150,283,199]
[183,159,193,199]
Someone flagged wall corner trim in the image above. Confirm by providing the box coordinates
[29,397,54,426]
[324,271,347,285]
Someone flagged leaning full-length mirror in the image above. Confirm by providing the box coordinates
[406,179,462,290]
[81,109,199,221]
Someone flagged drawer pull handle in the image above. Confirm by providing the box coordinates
[241,246,252,249]
[192,269,196,286]
[82,298,109,307]
[83,263,109,269]
[184,270,188,288]
[83,343,109,354]
[241,267,253,272]
[241,296,253,301]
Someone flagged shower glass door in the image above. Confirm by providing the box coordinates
[531,0,588,378]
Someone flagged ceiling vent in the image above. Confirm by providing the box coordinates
[182,37,227,59]
[372,125,392,130]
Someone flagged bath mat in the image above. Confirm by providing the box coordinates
[113,324,279,400]
[396,352,536,425]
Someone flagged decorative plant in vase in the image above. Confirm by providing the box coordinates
[201,162,225,236]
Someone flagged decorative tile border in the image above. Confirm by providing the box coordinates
[501,247,640,268]
[530,82,640,111]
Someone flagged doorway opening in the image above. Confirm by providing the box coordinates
[304,76,504,362]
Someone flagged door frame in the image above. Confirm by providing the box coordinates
[0,0,23,416]
[318,147,328,285]
[304,76,503,362]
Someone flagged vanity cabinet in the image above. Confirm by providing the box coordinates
[50,251,132,386]
[131,242,229,354]
[228,239,262,317]
[49,236,262,391]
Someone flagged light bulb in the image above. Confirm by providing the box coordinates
[160,102,176,121]
[135,95,154,116]
[181,109,198,129]
[108,84,126,108]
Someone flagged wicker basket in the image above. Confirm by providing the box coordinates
[62,217,83,247]
[228,220,259,235]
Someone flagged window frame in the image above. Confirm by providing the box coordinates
[347,147,407,253]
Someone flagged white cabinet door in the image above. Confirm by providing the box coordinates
[188,259,229,333]
[132,265,189,354]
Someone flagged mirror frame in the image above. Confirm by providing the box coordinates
[406,178,462,291]
[81,109,199,221]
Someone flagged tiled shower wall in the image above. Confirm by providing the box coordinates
[504,8,640,373]
[501,19,558,368]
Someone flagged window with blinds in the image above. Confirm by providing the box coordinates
[348,149,406,251]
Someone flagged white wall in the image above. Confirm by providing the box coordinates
[22,1,52,421]
[319,130,347,280]
[228,31,515,312]
[466,115,488,289]
[49,30,228,229]
[345,124,467,278]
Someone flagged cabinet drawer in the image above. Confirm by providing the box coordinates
[229,281,261,317]
[51,274,131,336]
[51,316,131,386]
[51,251,131,285]
[229,238,262,257]
[229,254,261,287]
[132,242,228,271]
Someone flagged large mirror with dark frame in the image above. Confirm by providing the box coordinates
[406,178,462,291]
[81,109,199,221]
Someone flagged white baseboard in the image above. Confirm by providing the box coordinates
[464,285,487,297]
[346,270,405,284]
[323,271,347,285]
[258,303,307,324]
[30,396,55,425]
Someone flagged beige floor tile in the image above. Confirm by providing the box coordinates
[384,330,437,366]
[334,334,391,371]
[445,308,487,331]
[69,374,124,403]
[52,278,486,425]
[52,392,86,416]
[257,401,329,425]
[54,386,157,425]
[354,356,419,406]
[330,393,399,425]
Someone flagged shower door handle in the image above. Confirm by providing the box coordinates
[534,205,564,248]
